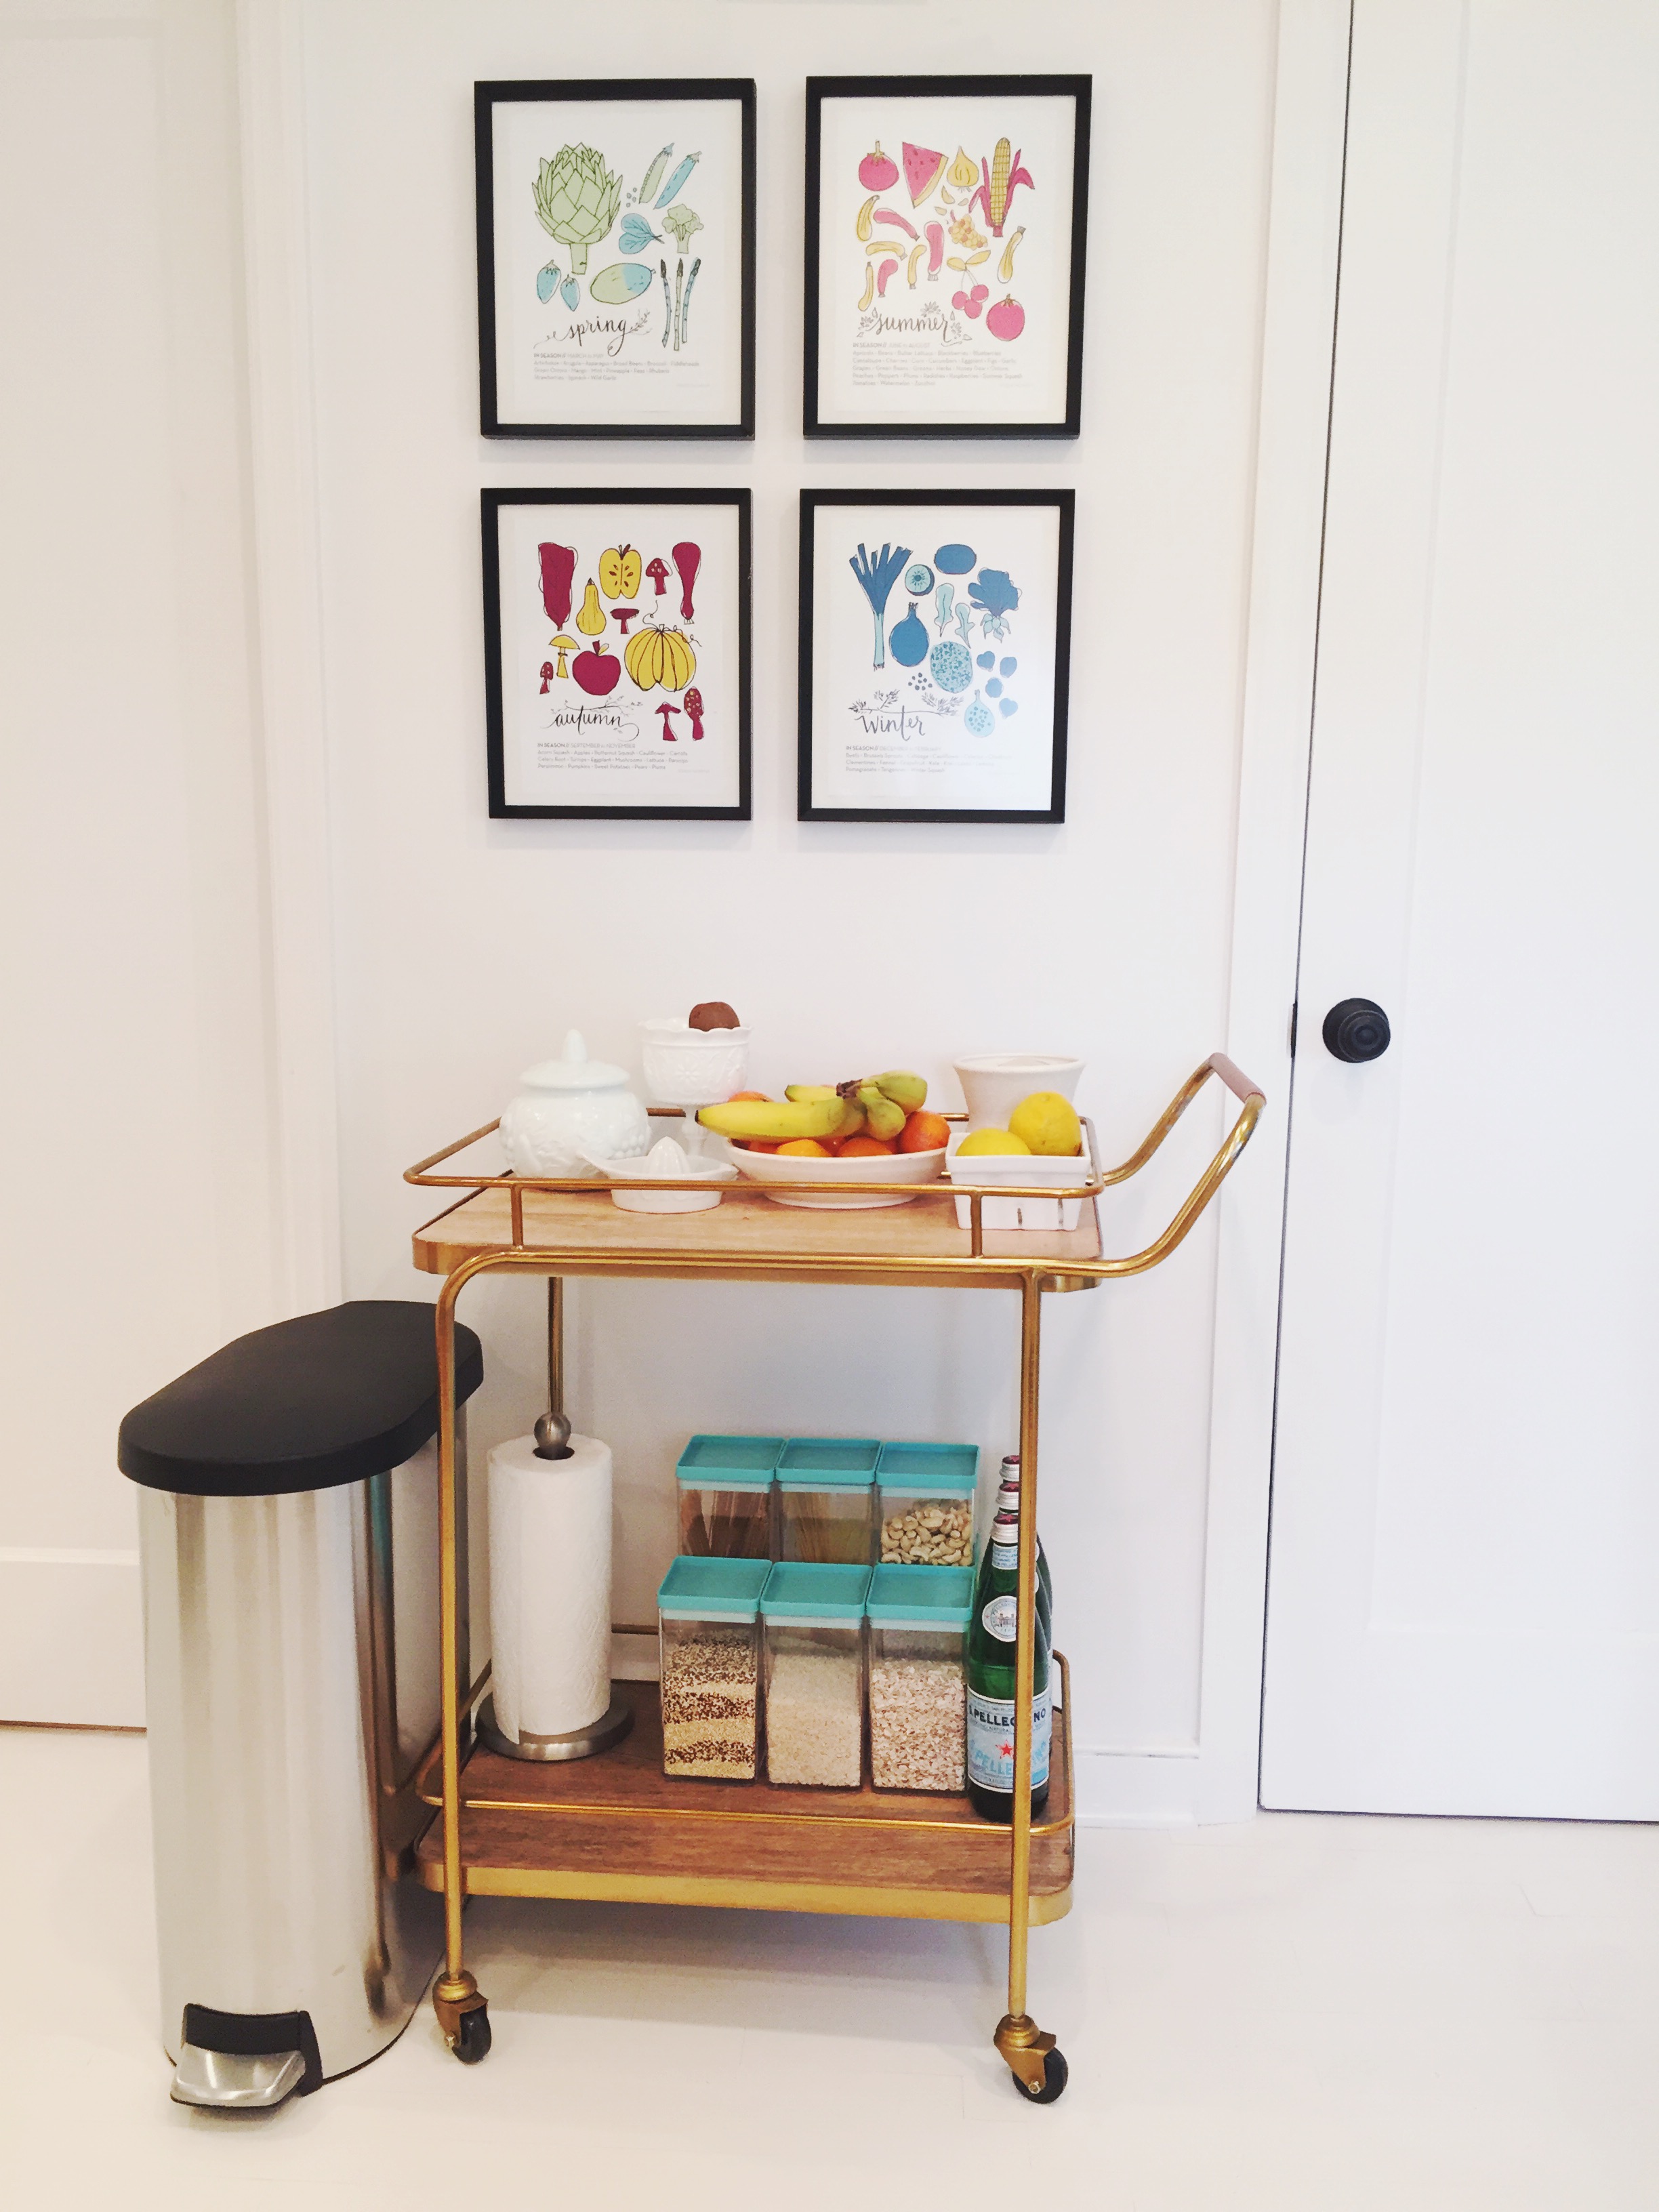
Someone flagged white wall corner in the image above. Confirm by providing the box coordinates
[1197,0,1353,1822]
[236,0,342,1316]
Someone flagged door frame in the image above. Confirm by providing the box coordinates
[1197,0,1353,1819]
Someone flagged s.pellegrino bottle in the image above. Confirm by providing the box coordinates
[966,1490,1051,1822]
[996,1454,1054,1652]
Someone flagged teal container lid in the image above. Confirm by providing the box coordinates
[865,1564,974,1627]
[759,1561,872,1622]
[675,1435,785,1492]
[657,1555,771,1622]
[777,1438,880,1489]
[875,1441,979,1494]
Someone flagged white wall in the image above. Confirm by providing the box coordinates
[0,0,281,1722]
[298,0,1287,1819]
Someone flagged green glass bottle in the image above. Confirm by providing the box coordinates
[996,1454,1054,1651]
[965,1492,1050,1822]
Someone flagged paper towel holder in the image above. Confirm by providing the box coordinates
[533,1278,575,1460]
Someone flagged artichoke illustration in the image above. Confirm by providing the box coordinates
[533,144,622,276]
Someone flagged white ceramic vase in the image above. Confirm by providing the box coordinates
[499,1031,651,1177]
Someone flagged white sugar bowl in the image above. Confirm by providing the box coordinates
[499,1030,651,1177]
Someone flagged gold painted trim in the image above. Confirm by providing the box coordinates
[416,1860,1073,1925]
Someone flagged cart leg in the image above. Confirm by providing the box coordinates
[995,1271,1065,2104]
[432,1277,489,2062]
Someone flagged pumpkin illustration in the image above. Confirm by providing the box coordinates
[623,623,697,693]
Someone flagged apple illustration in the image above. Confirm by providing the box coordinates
[858,140,899,191]
[986,294,1026,342]
[572,642,620,696]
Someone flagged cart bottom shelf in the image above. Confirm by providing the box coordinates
[415,1679,1073,1926]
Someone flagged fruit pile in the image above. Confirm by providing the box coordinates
[697,1071,949,1159]
[956,1091,1082,1159]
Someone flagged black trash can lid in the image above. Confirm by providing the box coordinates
[118,1300,485,1498]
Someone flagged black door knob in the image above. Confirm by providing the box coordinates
[1323,998,1391,1063]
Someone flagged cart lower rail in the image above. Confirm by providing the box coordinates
[414,1673,1073,1924]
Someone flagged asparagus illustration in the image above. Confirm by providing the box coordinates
[659,258,672,348]
[673,257,684,352]
[680,257,701,344]
[848,541,912,670]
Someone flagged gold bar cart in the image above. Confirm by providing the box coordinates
[405,1052,1265,2101]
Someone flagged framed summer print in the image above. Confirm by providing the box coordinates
[798,490,1073,823]
[476,79,756,438]
[804,75,1090,438]
[484,488,750,819]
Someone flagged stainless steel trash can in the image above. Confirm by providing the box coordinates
[118,1300,484,2110]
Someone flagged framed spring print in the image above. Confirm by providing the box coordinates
[476,80,756,438]
[804,75,1090,438]
[484,488,750,819]
[798,489,1073,823]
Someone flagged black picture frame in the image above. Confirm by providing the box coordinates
[798,488,1074,824]
[484,487,752,821]
[803,75,1091,439]
[476,79,757,440]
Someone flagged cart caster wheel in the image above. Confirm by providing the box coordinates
[451,2005,491,2064]
[1012,2047,1067,2104]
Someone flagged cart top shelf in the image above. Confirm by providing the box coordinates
[413,1179,1101,1290]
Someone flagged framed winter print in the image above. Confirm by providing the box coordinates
[804,76,1090,438]
[476,79,756,438]
[484,488,750,819]
[798,490,1073,823]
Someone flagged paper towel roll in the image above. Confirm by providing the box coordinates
[487,1432,613,1742]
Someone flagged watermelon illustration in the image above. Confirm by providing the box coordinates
[903,141,947,207]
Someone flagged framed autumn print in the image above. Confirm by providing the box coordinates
[804,75,1090,438]
[798,489,1073,823]
[476,79,756,438]
[484,488,750,819]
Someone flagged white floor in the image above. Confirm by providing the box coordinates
[5,1726,1656,2210]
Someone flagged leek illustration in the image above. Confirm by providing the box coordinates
[849,541,913,669]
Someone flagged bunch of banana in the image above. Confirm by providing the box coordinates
[696,1069,927,1146]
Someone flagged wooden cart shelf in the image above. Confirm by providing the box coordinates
[413,1676,1074,1926]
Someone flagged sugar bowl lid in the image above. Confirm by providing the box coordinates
[520,1029,631,1091]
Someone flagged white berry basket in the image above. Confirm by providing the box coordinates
[945,1124,1096,1231]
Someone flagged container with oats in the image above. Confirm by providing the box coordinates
[875,1441,979,1568]
[758,1561,870,1788]
[865,1563,972,1794]
[775,1438,879,1565]
[656,1555,771,1782]
[675,1433,783,1559]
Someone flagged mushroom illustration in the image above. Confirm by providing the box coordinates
[548,634,577,678]
[539,661,556,693]
[655,700,681,741]
[644,555,671,600]
[683,686,704,741]
[610,605,641,635]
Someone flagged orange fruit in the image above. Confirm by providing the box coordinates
[898,1109,950,1153]
[838,1134,896,1157]
[726,1089,773,1103]
[776,1138,832,1158]
[743,1139,781,1153]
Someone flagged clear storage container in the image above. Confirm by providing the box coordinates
[759,1562,870,1788]
[865,1564,972,1793]
[674,1435,783,1559]
[875,1442,979,1567]
[656,1556,771,1782]
[775,1438,879,1565]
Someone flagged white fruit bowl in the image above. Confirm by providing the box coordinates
[726,1142,948,1210]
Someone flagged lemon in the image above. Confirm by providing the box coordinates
[1008,1091,1082,1156]
[956,1127,1031,1156]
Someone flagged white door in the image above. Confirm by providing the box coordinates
[1261,0,1659,1816]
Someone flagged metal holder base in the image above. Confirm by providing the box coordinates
[476,1692,634,1763]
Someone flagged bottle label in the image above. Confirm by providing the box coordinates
[989,1540,1018,1570]
[981,1594,1018,1639]
[966,1687,1052,1794]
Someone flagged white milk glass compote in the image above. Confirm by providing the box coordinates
[638,1018,752,1163]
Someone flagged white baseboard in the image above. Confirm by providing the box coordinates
[1073,1744,1207,1826]
[0,1551,145,1727]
